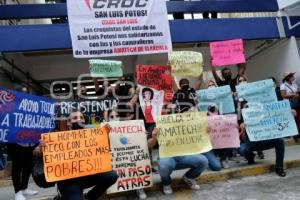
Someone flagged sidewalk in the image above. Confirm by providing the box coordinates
[0,144,299,200]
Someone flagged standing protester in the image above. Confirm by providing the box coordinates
[8,87,39,200]
[211,63,247,92]
[280,72,299,109]
[38,111,118,200]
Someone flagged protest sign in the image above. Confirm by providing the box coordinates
[242,100,298,141]
[236,79,277,104]
[0,87,55,143]
[207,114,240,149]
[89,59,123,77]
[107,120,152,193]
[56,98,118,125]
[196,85,235,114]
[136,65,173,101]
[67,0,172,58]
[138,85,164,123]
[42,127,112,182]
[210,39,246,67]
[156,112,212,158]
[168,51,203,77]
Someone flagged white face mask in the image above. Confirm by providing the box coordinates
[208,85,216,89]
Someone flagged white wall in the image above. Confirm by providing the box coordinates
[246,37,300,85]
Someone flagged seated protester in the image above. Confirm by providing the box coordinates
[280,72,299,110]
[237,100,286,177]
[236,77,265,160]
[173,75,202,113]
[211,63,247,92]
[202,105,222,171]
[36,111,118,200]
[106,109,147,200]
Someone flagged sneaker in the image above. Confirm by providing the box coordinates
[183,175,200,190]
[221,159,230,169]
[162,185,173,195]
[22,188,38,196]
[15,191,26,200]
[257,151,264,159]
[136,189,147,199]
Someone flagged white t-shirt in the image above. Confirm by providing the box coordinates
[280,82,298,95]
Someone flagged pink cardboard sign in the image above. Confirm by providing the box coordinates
[207,114,240,149]
[210,39,246,67]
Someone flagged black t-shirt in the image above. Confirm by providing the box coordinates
[216,75,239,92]
[172,88,196,113]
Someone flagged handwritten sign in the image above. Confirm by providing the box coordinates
[196,85,235,114]
[42,128,112,182]
[0,87,55,143]
[236,79,277,104]
[210,39,245,67]
[168,51,203,77]
[156,112,212,158]
[107,120,152,194]
[242,100,298,141]
[207,114,240,149]
[89,59,123,78]
[136,65,173,101]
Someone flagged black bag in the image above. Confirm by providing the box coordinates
[32,157,55,188]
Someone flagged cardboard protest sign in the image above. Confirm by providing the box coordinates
[207,114,240,149]
[0,87,55,143]
[236,79,277,104]
[156,112,212,158]
[138,85,164,123]
[107,120,152,194]
[196,85,235,114]
[42,127,112,182]
[136,65,173,101]
[168,51,203,77]
[242,100,298,141]
[67,0,172,58]
[89,59,123,78]
[56,98,118,125]
[210,39,246,67]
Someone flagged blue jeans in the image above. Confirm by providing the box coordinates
[202,151,222,171]
[158,154,208,185]
[239,139,285,167]
[57,171,118,200]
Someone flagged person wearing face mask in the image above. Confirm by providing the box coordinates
[172,75,202,113]
[39,111,118,200]
[211,63,247,93]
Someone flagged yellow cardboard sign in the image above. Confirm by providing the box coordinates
[156,112,212,158]
[168,51,203,77]
[42,127,112,182]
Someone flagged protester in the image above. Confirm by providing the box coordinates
[172,75,202,113]
[280,72,299,109]
[8,87,39,200]
[38,111,118,200]
[211,63,247,92]
[238,100,286,177]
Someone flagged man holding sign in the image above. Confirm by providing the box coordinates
[39,111,118,200]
